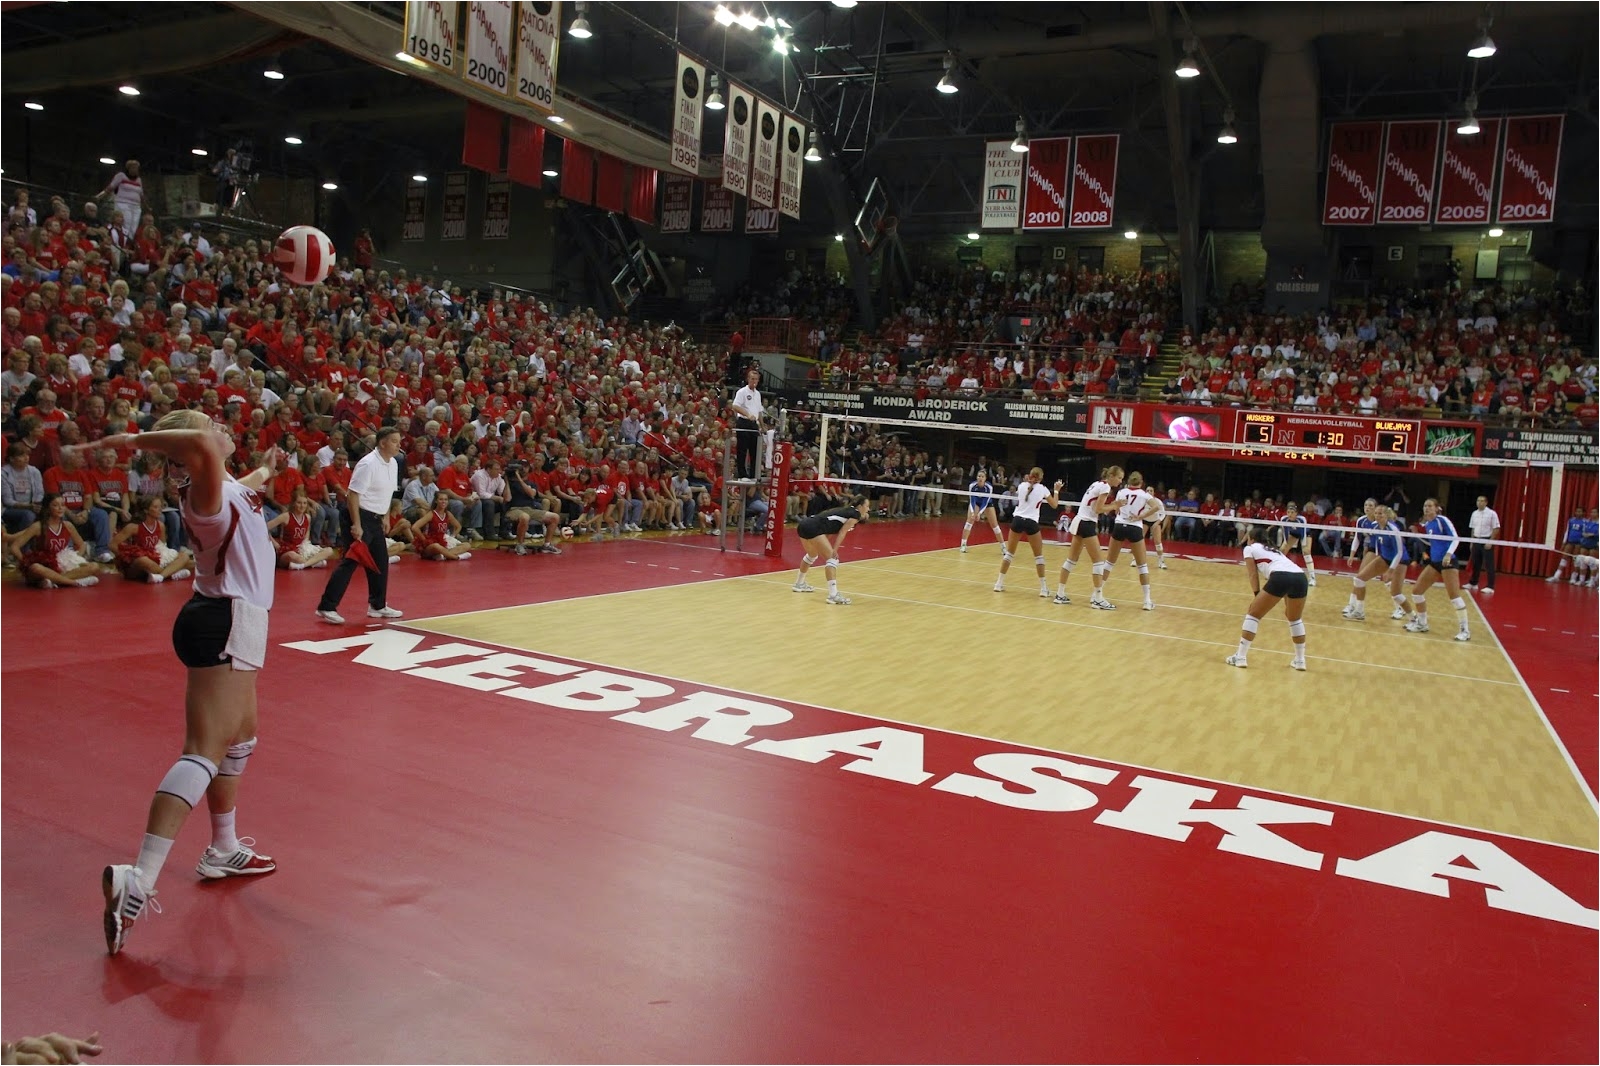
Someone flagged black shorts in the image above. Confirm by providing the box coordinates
[1422,557,1460,572]
[1010,516,1041,537]
[172,593,234,668]
[796,516,833,540]
[1264,572,1309,599]
[1113,522,1145,543]
[1071,518,1100,539]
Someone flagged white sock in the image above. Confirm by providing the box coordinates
[828,578,838,595]
[1293,645,1306,665]
[1235,639,1250,660]
[149,573,165,584]
[211,809,238,853]
[135,833,175,893]
[1347,592,1358,608]
[961,522,972,546]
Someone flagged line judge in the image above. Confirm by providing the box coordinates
[729,365,764,481]
[316,426,404,624]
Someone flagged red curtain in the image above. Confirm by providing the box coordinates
[561,139,594,204]
[507,119,545,187]
[595,153,627,213]
[462,102,504,173]
[628,166,657,226]
[1495,467,1599,575]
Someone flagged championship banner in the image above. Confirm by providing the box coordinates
[751,98,780,209]
[778,115,805,220]
[1435,117,1501,225]
[1322,121,1383,225]
[980,140,1022,229]
[1022,136,1071,231]
[722,82,754,197]
[1496,114,1564,225]
[1067,133,1118,229]
[658,174,692,233]
[745,204,780,235]
[402,178,427,241]
[671,52,706,175]
[463,1,513,94]
[701,184,735,233]
[1376,120,1441,225]
[512,0,560,111]
[401,0,460,74]
[441,172,469,240]
[482,176,510,239]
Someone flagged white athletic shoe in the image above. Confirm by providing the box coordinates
[457,552,473,561]
[102,864,158,955]
[1390,607,1408,620]
[288,561,307,571]
[1480,587,1494,595]
[1142,600,1154,611]
[74,576,99,587]
[1546,572,1563,582]
[1347,609,1366,621]
[1039,586,1051,598]
[195,838,277,879]
[792,581,816,593]
[1340,605,1356,618]
[316,609,345,624]
[1571,573,1583,585]
[1463,583,1477,591]
[827,593,852,605]
[1405,618,1431,633]
[959,545,968,553]
[1224,655,1248,668]
[993,580,1005,592]
[1130,560,1138,569]
[172,569,191,580]
[1307,575,1317,587]
[1289,659,1307,671]
[1090,597,1116,610]
[1454,630,1471,642]
[1158,561,1168,570]
[1052,593,1070,604]
[149,573,166,583]
[367,606,404,619]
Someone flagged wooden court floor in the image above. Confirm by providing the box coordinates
[413,546,1598,850]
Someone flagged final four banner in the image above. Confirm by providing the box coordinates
[1376,120,1441,224]
[1021,136,1071,231]
[1435,117,1500,225]
[1496,114,1564,225]
[778,115,805,220]
[751,98,780,209]
[513,0,560,111]
[980,140,1022,229]
[401,0,460,74]
[463,1,513,94]
[1067,133,1118,229]
[671,52,706,175]
[722,82,754,198]
[1322,121,1383,225]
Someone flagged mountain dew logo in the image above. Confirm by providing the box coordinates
[1426,426,1475,457]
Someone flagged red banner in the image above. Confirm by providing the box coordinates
[1496,114,1564,225]
[462,101,504,173]
[1322,121,1383,226]
[1376,120,1440,225]
[628,166,657,226]
[560,138,593,205]
[506,118,545,187]
[1434,118,1500,225]
[701,185,735,233]
[1022,137,1071,231]
[763,440,792,558]
[658,175,691,233]
[1067,134,1117,229]
[595,152,626,213]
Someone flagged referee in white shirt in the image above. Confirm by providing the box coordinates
[729,365,764,480]
[316,427,404,623]
[1465,494,1500,594]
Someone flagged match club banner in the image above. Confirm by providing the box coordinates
[701,184,735,233]
[512,0,560,111]
[658,174,692,233]
[1067,133,1118,229]
[980,140,1022,229]
[401,0,460,74]
[1496,114,1564,225]
[441,172,469,240]
[722,82,754,198]
[671,52,705,176]
[1376,120,1441,225]
[463,1,512,94]
[1322,121,1383,226]
[1022,136,1071,231]
[751,98,780,209]
[402,178,427,241]
[745,204,780,235]
[1435,117,1501,225]
[482,176,510,239]
[778,115,805,220]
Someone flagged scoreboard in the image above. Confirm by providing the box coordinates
[1233,412,1420,465]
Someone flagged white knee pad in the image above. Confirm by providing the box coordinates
[220,737,257,777]
[1062,559,1075,574]
[1002,549,1015,562]
[157,754,218,808]
[1241,616,1260,635]
[1093,561,1109,578]
[1032,555,1046,569]
[801,554,817,566]
[1288,620,1306,638]
[1138,564,1149,576]
[1352,578,1366,590]
[1450,597,1467,611]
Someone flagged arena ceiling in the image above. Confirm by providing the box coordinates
[2,1,1595,233]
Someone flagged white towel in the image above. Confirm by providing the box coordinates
[224,599,269,672]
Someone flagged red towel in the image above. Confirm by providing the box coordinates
[344,539,380,573]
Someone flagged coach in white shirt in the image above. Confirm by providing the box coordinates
[1465,495,1501,593]
[316,427,404,623]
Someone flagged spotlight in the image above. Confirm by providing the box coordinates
[118,85,141,96]
[549,114,566,124]
[1488,227,1504,237]
[966,232,980,241]
[834,233,844,242]
[321,182,339,191]
[99,156,117,165]
[1010,117,1029,153]
[1175,39,1201,79]
[1457,94,1481,136]
[412,173,428,182]
[714,5,735,26]
[832,1,858,8]
[772,34,789,55]
[1467,17,1496,59]
[705,73,725,111]
[191,147,208,156]
[804,130,822,163]
[543,169,559,177]
[736,13,761,32]
[569,0,593,39]
[263,67,285,80]
[1217,108,1239,145]
[1125,230,1139,240]
[284,135,303,145]
[23,101,44,112]
[936,54,959,94]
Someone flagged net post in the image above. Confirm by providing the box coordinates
[1545,462,1565,550]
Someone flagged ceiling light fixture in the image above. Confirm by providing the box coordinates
[321,181,338,191]
[569,0,593,39]
[804,130,822,162]
[736,12,760,31]
[1217,108,1239,145]
[284,135,303,145]
[1467,16,1497,59]
[936,53,959,94]
[99,156,117,165]
[834,233,844,242]
[1488,227,1504,237]
[1010,117,1029,153]
[394,50,426,66]
[549,114,566,124]
[832,1,859,8]
[1125,229,1139,240]
[1457,93,1481,136]
[543,168,559,177]
[191,147,208,156]
[24,101,43,111]
[263,66,285,80]
[705,73,725,111]
[772,34,790,55]
[412,173,428,182]
[118,84,141,96]
[966,232,980,241]
[713,5,735,26]
[1175,39,1201,79]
